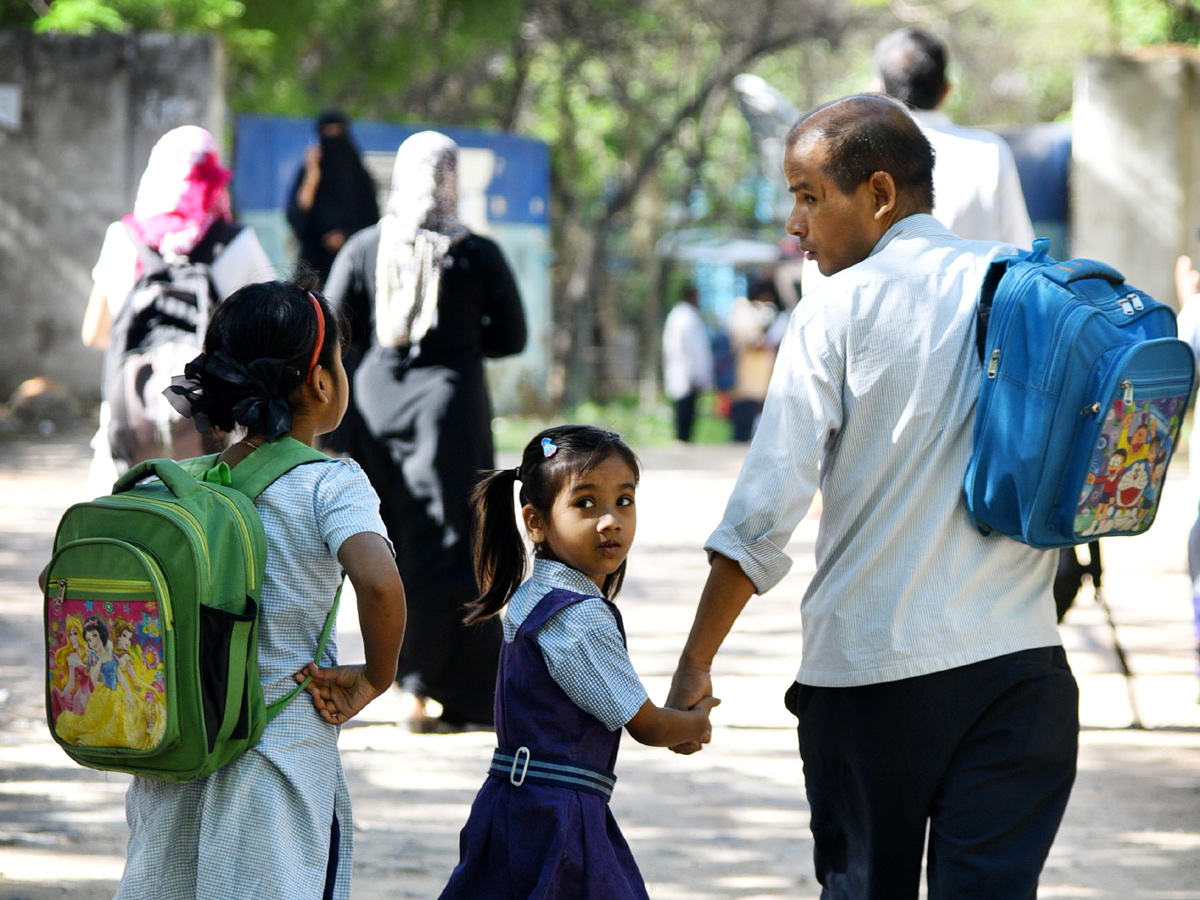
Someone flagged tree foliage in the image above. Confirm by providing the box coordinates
[12,0,1200,401]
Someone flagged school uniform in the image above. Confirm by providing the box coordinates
[440,559,650,900]
[115,459,388,900]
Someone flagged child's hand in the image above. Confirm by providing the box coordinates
[295,662,383,726]
[666,664,714,755]
[683,696,720,752]
[626,694,720,749]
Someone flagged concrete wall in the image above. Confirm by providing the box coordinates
[1072,49,1200,306]
[0,31,223,401]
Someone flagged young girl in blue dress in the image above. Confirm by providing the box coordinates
[439,424,719,900]
[112,281,407,899]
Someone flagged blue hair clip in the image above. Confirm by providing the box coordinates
[541,437,558,458]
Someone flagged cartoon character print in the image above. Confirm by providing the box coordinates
[49,614,93,719]
[48,598,166,749]
[1076,395,1184,537]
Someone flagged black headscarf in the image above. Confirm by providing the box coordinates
[287,110,380,280]
[312,111,379,239]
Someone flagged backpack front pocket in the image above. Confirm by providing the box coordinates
[1063,341,1194,540]
[45,540,175,755]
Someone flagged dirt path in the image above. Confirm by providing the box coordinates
[1,434,1198,899]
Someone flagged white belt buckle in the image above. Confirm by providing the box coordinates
[510,746,531,786]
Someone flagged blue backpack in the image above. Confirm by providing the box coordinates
[963,238,1196,549]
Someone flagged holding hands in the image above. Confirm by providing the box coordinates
[663,552,760,754]
[665,663,716,755]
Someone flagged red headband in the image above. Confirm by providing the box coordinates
[306,291,325,382]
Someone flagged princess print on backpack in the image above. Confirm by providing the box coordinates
[48,606,166,751]
[43,282,406,900]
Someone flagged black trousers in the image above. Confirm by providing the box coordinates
[787,647,1078,900]
[672,392,698,442]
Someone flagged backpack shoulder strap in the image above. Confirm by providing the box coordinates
[264,577,344,723]
[975,237,1055,364]
[224,437,342,723]
[189,220,245,266]
[121,220,168,279]
[226,437,330,501]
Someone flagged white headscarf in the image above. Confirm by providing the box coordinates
[374,131,469,350]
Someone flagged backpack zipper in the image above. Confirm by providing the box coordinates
[52,549,173,631]
[974,261,1042,424]
[1086,374,1192,411]
[57,576,153,596]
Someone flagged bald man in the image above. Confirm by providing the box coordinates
[668,95,1075,899]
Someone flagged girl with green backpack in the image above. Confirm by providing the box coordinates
[113,281,406,899]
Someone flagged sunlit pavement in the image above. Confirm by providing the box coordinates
[1,433,1198,899]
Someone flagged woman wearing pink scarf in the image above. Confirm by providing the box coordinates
[82,126,273,489]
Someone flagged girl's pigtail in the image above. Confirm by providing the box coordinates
[464,468,526,624]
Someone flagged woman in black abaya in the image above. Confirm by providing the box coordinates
[324,131,526,731]
[287,110,379,285]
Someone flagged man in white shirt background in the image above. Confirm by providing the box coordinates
[661,283,714,443]
[874,26,1036,248]
[667,95,1076,899]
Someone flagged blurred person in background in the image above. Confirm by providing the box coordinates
[325,131,527,732]
[1174,253,1200,700]
[287,110,380,286]
[873,27,1034,247]
[81,125,273,493]
[726,278,783,443]
[662,282,714,443]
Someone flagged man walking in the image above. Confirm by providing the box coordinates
[874,27,1034,247]
[662,283,714,442]
[668,95,1077,899]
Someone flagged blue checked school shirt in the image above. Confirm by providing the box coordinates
[707,214,1061,688]
[116,458,389,900]
[503,558,648,731]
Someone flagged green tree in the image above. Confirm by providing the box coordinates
[17,0,1191,403]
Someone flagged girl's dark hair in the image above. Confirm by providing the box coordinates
[164,281,345,439]
[464,424,641,624]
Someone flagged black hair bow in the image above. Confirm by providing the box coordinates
[164,351,299,440]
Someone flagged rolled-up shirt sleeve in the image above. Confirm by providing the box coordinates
[705,283,847,594]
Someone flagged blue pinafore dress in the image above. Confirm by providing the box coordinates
[439,588,650,900]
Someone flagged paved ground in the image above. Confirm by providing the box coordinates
[1,431,1199,899]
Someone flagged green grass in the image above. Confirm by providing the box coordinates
[491,393,733,452]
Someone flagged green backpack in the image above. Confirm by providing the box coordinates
[44,437,339,782]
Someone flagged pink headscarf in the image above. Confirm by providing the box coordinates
[121,126,232,258]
